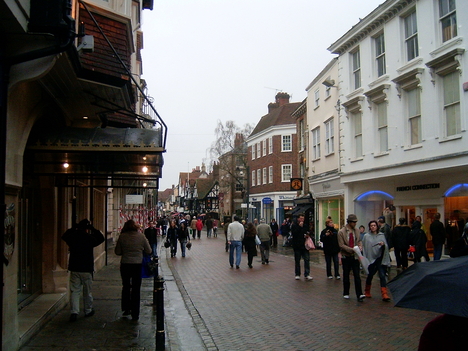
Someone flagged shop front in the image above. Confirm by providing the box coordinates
[347,170,468,259]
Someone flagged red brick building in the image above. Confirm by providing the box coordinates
[246,93,300,223]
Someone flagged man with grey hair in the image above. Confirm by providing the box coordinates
[257,219,273,264]
[227,216,244,269]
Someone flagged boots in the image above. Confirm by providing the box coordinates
[365,284,372,298]
[381,287,390,302]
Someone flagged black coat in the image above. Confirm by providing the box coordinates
[243,233,258,257]
[62,226,105,273]
[392,224,411,250]
[429,220,445,246]
[144,227,158,246]
[320,226,340,255]
[290,223,308,250]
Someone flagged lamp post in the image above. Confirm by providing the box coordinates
[245,166,250,222]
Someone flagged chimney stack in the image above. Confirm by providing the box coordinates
[268,92,290,112]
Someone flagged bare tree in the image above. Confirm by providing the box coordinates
[208,120,254,162]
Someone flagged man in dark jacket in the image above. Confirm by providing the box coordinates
[291,215,313,281]
[320,218,340,279]
[144,221,158,258]
[430,213,445,260]
[62,219,105,322]
[392,218,411,269]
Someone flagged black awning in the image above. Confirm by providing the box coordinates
[26,126,165,189]
[288,204,314,216]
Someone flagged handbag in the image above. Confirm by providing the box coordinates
[142,254,157,278]
[255,235,261,245]
[164,240,171,248]
[186,241,192,250]
[305,236,315,250]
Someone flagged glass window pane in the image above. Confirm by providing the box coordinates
[379,126,388,152]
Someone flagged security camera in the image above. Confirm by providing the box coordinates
[322,79,336,88]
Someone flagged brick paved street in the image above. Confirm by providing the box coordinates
[19,231,437,351]
[168,234,437,351]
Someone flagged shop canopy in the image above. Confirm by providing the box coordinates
[26,126,165,189]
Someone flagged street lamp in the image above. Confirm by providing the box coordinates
[237,166,250,221]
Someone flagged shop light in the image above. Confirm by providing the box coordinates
[356,190,393,201]
[445,183,468,197]
[63,163,69,169]
[142,166,148,173]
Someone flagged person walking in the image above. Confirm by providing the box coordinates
[62,219,105,322]
[411,220,430,262]
[257,219,273,264]
[320,218,340,280]
[392,218,411,269]
[144,221,158,258]
[167,220,179,257]
[270,218,279,247]
[280,219,291,246]
[290,215,313,281]
[430,213,445,261]
[362,220,391,301]
[223,218,231,252]
[205,216,213,237]
[243,222,258,268]
[338,214,365,302]
[178,221,191,258]
[196,217,203,239]
[227,215,244,269]
[190,216,198,239]
[114,219,152,321]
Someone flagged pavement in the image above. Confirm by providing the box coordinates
[19,231,437,351]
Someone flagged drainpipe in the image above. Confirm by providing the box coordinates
[0,1,76,349]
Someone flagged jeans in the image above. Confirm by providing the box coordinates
[70,271,93,315]
[341,255,363,298]
[433,243,443,260]
[180,240,187,257]
[365,257,387,287]
[294,248,310,277]
[151,243,157,257]
[229,240,242,267]
[120,263,143,319]
[260,241,270,263]
[325,253,340,277]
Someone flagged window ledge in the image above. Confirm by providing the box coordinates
[314,105,320,110]
[312,157,321,162]
[403,144,423,151]
[324,95,331,101]
[439,134,462,143]
[374,152,389,158]
[350,157,364,163]
[325,152,335,157]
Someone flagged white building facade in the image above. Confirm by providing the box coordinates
[328,0,468,254]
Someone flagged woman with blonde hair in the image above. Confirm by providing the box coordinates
[115,219,151,320]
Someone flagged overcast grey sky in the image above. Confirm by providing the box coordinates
[141,0,383,190]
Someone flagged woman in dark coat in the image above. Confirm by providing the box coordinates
[167,220,179,258]
[178,222,190,258]
[411,220,430,262]
[392,218,411,269]
[242,222,258,268]
[320,218,340,279]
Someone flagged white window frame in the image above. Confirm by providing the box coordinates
[407,87,421,145]
[375,32,386,77]
[262,167,267,185]
[312,127,321,160]
[439,0,457,43]
[351,49,361,90]
[268,166,273,183]
[251,145,256,160]
[353,112,363,158]
[376,102,388,153]
[282,135,292,152]
[257,169,261,185]
[281,164,292,182]
[404,11,418,61]
[256,142,261,157]
[252,170,256,187]
[268,136,273,154]
[262,140,266,156]
[443,71,461,137]
[324,118,334,155]
[314,89,320,108]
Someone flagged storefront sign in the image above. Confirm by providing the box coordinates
[262,197,273,204]
[396,183,440,192]
[126,194,144,204]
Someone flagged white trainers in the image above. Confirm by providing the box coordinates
[343,295,350,299]
[295,276,300,280]
[306,276,313,281]
[336,276,341,280]
[359,294,366,299]
[328,276,333,279]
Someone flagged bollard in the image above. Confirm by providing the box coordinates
[152,257,159,305]
[155,274,165,350]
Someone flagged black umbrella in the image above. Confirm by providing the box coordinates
[388,256,468,318]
